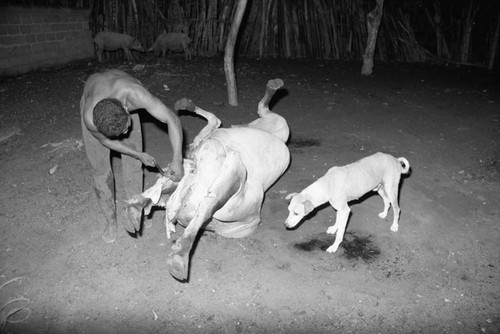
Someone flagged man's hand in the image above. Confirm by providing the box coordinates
[167,160,184,182]
[138,152,157,167]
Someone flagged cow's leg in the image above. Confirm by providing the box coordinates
[164,173,194,238]
[191,105,222,147]
[257,79,284,116]
[124,158,193,236]
[124,175,178,232]
[165,159,196,238]
[167,151,245,281]
[175,98,221,149]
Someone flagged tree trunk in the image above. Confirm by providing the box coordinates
[361,0,384,75]
[218,4,230,52]
[489,12,500,70]
[460,1,479,63]
[424,2,450,59]
[130,0,138,26]
[224,0,248,106]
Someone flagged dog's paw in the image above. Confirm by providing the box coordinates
[326,244,339,253]
[390,224,399,232]
[326,225,338,235]
[378,212,387,219]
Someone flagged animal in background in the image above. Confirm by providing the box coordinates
[149,33,192,60]
[93,31,144,62]
[172,23,188,34]
[285,152,410,253]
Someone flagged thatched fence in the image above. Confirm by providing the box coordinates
[6,0,500,67]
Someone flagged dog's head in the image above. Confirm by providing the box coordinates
[285,192,315,228]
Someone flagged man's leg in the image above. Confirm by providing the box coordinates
[122,113,144,231]
[81,118,118,242]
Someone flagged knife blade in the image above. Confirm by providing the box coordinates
[154,162,168,177]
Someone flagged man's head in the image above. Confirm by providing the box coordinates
[93,98,130,138]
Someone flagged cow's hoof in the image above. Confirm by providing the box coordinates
[167,254,188,281]
[174,98,195,112]
[122,210,140,233]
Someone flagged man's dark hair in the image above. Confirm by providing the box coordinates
[93,98,129,138]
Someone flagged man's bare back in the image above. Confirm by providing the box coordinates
[81,69,183,177]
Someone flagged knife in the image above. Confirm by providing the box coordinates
[154,162,168,177]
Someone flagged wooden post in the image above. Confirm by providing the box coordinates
[130,0,138,26]
[460,1,479,63]
[224,0,248,106]
[424,2,450,59]
[489,12,500,70]
[218,4,230,52]
[361,0,384,75]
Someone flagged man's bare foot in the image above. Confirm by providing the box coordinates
[102,224,117,243]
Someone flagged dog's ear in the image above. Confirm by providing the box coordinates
[285,192,299,200]
[303,200,315,215]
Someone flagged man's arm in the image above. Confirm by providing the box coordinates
[92,130,158,166]
[127,87,184,180]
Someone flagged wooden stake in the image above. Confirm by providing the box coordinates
[361,0,384,75]
[459,1,479,63]
[224,0,248,106]
[489,12,500,70]
[424,2,450,59]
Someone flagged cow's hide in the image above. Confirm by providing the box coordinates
[168,126,290,238]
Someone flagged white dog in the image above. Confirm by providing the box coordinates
[285,152,410,253]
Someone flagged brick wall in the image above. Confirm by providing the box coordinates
[0,6,94,76]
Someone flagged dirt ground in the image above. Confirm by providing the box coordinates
[0,54,499,334]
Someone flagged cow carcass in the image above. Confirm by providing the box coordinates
[126,79,290,281]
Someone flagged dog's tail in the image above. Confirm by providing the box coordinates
[397,157,410,174]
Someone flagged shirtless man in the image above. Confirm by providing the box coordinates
[80,69,183,242]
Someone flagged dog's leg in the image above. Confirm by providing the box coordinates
[326,206,350,253]
[386,182,401,232]
[326,220,339,236]
[377,186,391,219]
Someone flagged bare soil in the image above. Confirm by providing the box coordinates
[0,55,499,334]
